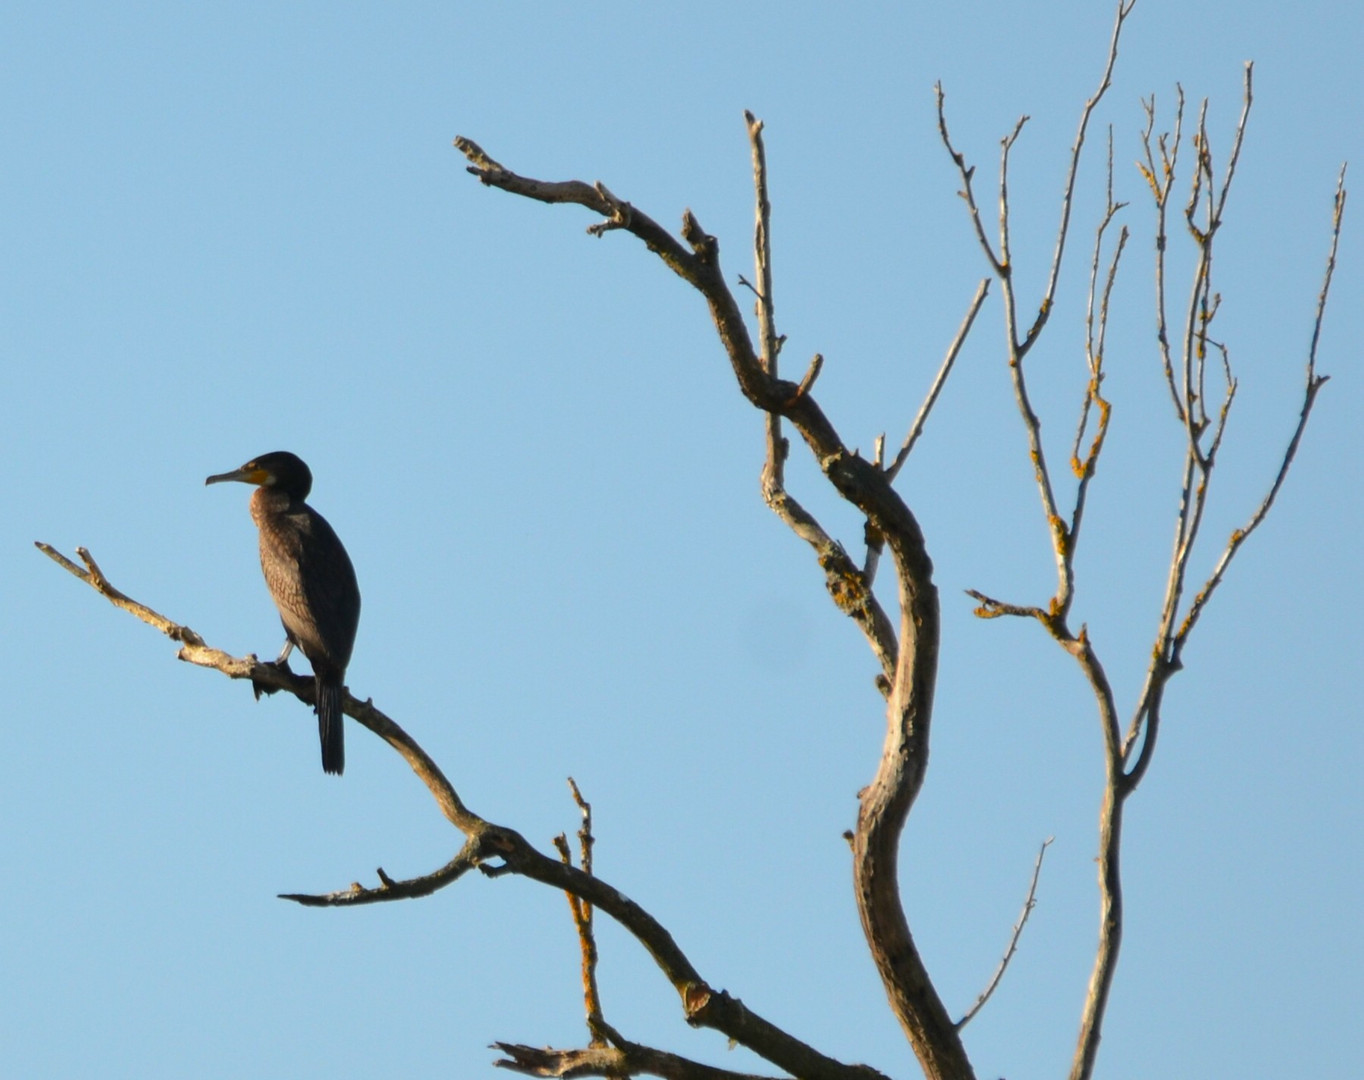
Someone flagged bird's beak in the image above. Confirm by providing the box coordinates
[205,465,267,486]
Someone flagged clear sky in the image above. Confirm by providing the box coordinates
[2,3,1359,1078]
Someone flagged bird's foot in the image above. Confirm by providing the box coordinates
[252,656,295,701]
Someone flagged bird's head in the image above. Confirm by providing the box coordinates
[206,451,313,500]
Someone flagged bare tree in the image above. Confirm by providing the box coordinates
[38,5,1344,1079]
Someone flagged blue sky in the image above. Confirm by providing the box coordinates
[2,3,1359,1078]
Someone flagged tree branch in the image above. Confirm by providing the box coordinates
[1122,160,1345,788]
[280,843,484,906]
[1065,629,1125,1080]
[955,837,1053,1030]
[885,278,991,483]
[1169,163,1342,658]
[1026,0,1136,355]
[742,115,900,691]
[941,32,1338,1080]
[940,1,1133,618]
[35,543,479,833]
[1123,64,1256,783]
[555,778,609,1045]
[38,542,886,1080]
[1065,131,1128,609]
[494,1039,783,1080]
[459,119,974,1080]
[934,8,1333,1079]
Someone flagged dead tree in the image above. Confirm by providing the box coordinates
[38,4,1343,1078]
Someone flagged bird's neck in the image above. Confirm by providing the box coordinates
[250,485,300,522]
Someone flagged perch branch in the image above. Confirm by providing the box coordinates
[39,543,888,1080]
[36,543,482,837]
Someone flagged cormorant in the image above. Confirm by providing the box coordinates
[206,451,361,775]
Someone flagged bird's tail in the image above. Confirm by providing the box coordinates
[316,677,346,776]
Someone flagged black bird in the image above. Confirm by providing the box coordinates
[206,451,361,775]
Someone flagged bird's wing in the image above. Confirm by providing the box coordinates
[292,506,361,669]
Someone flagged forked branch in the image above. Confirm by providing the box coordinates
[459,110,978,1080]
[742,113,900,690]
[1122,158,1345,787]
[937,24,1340,1080]
[938,1,1133,619]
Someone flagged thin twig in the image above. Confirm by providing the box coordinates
[1023,0,1136,354]
[281,843,483,906]
[789,352,823,402]
[956,838,1054,1030]
[936,85,1004,276]
[865,439,886,587]
[746,110,780,376]
[886,278,991,482]
[1064,130,1128,604]
[36,543,206,646]
[965,588,1046,622]
[1139,87,1187,421]
[561,778,609,1044]
[998,115,1030,290]
[1123,164,1345,786]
